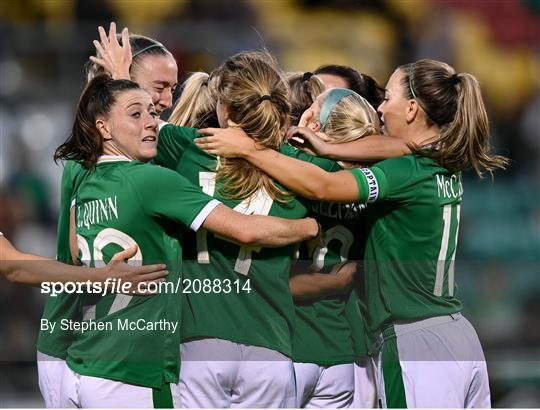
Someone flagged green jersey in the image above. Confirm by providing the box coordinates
[286,152,369,365]
[350,154,463,345]
[66,156,219,388]
[156,125,308,357]
[37,160,88,358]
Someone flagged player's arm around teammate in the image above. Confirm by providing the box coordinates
[1,233,167,286]
[289,261,356,303]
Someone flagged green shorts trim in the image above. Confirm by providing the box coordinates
[152,383,173,408]
[381,326,407,408]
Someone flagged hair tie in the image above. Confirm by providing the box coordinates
[408,63,417,99]
[302,72,313,81]
[259,95,271,103]
[451,74,460,85]
[132,43,164,59]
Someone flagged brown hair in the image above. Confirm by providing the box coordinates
[314,64,385,109]
[168,71,219,128]
[287,72,325,125]
[54,75,141,169]
[401,59,508,177]
[216,51,291,202]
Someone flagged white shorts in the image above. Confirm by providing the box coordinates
[37,352,68,408]
[294,362,354,408]
[374,313,491,408]
[179,338,296,408]
[353,356,377,408]
[60,366,180,408]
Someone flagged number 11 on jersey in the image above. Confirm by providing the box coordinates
[434,203,461,297]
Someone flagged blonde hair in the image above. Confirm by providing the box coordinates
[287,72,325,125]
[321,92,380,168]
[401,59,508,177]
[216,51,291,202]
[169,71,219,128]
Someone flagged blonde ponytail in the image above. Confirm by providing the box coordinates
[216,51,292,202]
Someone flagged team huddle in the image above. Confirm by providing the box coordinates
[13,22,508,408]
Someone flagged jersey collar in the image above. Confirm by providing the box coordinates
[96,155,132,164]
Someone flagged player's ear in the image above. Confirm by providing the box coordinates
[406,99,420,124]
[96,118,112,141]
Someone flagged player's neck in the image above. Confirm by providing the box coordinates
[103,141,133,161]
[406,122,440,147]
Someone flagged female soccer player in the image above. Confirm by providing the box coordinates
[37,24,181,408]
[158,51,313,408]
[37,25,182,407]
[288,88,379,408]
[195,59,507,408]
[53,75,318,407]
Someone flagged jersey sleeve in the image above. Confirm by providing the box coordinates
[280,143,342,172]
[130,165,220,231]
[155,123,200,170]
[349,156,416,203]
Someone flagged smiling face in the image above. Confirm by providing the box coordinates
[96,89,158,162]
[377,69,411,139]
[131,54,178,116]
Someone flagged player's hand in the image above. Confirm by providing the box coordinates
[89,22,132,80]
[101,245,168,295]
[285,126,331,157]
[304,221,325,258]
[196,122,257,158]
[330,261,357,293]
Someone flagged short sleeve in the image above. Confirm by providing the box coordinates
[155,124,200,170]
[130,165,220,231]
[349,156,416,203]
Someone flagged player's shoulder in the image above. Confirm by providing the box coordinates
[159,123,199,141]
[121,161,194,193]
[373,154,418,171]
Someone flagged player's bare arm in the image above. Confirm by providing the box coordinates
[286,126,410,161]
[196,128,360,203]
[1,234,167,286]
[289,261,357,303]
[202,203,320,247]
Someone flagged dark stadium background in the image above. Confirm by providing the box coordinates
[0,0,538,407]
